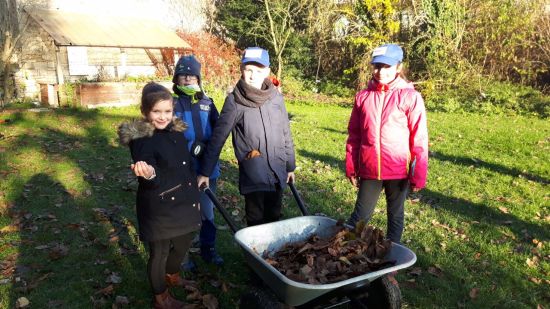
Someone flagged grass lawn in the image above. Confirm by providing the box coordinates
[0,101,548,308]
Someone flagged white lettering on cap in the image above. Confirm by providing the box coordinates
[244,49,263,59]
[372,46,388,57]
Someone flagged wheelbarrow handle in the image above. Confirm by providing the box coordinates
[288,181,310,216]
[203,187,239,234]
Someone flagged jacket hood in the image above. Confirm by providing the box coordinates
[367,76,414,92]
[118,117,187,145]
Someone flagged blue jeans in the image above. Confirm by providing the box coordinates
[199,179,217,247]
[347,179,409,243]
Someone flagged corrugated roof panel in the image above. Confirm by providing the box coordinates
[26,9,191,49]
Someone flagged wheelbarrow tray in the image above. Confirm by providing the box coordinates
[234,215,417,306]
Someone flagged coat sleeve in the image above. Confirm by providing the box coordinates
[281,98,296,172]
[200,95,239,177]
[406,91,429,189]
[129,138,160,189]
[209,100,220,128]
[345,93,363,178]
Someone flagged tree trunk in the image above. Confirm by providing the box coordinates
[1,63,11,108]
[277,53,283,81]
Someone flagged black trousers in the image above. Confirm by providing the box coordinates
[147,233,193,294]
[347,179,409,243]
[244,185,283,226]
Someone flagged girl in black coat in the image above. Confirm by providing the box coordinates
[118,82,201,308]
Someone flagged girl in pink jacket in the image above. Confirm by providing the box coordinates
[345,43,428,243]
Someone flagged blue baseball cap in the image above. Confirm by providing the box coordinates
[371,44,403,66]
[241,47,270,67]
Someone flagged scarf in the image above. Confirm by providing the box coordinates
[173,84,202,103]
[233,78,277,108]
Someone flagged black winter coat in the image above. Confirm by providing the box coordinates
[200,84,296,194]
[118,118,201,242]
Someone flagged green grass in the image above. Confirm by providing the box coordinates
[0,103,548,308]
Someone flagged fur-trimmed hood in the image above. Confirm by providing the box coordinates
[118,117,187,146]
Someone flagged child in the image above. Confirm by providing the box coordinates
[172,55,224,269]
[345,43,428,244]
[118,82,201,308]
[197,47,296,227]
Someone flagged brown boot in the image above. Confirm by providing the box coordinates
[153,289,184,309]
[165,272,197,288]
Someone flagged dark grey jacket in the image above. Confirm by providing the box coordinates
[118,118,201,241]
[200,88,296,194]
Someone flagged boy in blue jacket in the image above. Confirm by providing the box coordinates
[173,55,223,269]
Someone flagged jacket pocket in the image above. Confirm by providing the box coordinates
[159,184,183,202]
[240,156,270,185]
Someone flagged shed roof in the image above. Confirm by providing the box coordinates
[26,9,191,49]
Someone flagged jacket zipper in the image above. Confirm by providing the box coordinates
[377,91,384,180]
[159,184,182,199]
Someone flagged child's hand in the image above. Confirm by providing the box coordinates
[131,161,155,179]
[197,175,209,189]
[286,172,295,184]
[349,176,359,188]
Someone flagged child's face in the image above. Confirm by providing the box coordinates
[242,64,270,89]
[146,99,173,130]
[372,63,402,84]
[177,75,199,86]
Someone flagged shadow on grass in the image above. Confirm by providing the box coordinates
[297,149,345,168]
[431,151,550,185]
[404,188,550,307]
[1,108,152,307]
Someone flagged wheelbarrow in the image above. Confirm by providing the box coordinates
[204,183,417,308]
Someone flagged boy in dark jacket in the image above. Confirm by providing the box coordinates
[197,47,296,226]
[172,55,224,269]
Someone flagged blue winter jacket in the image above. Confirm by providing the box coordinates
[173,94,221,179]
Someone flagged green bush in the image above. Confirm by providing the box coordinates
[318,80,354,98]
[423,79,549,117]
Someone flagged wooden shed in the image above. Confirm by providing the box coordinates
[18,8,191,107]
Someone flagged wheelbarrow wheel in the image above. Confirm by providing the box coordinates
[360,275,402,309]
[239,286,284,309]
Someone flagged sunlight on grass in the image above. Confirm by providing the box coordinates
[0,105,548,308]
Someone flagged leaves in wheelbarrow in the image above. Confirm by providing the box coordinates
[263,221,395,284]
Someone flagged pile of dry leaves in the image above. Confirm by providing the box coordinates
[263,221,395,284]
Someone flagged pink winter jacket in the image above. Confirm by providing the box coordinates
[345,77,428,189]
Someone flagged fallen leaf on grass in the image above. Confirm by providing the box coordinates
[408,267,422,276]
[0,224,19,233]
[16,297,30,308]
[526,257,539,268]
[186,290,202,301]
[106,273,122,284]
[202,294,219,309]
[469,287,479,299]
[26,272,53,290]
[49,244,69,260]
[529,277,542,284]
[427,265,443,277]
[115,295,129,305]
[498,206,509,214]
[95,284,114,296]
[221,282,229,293]
[532,239,544,249]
